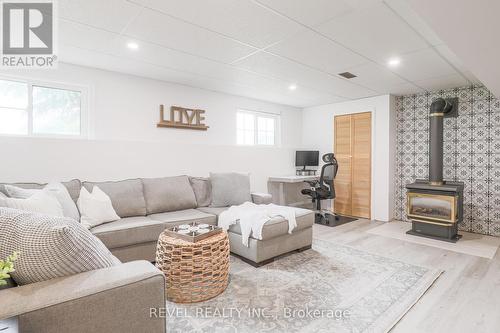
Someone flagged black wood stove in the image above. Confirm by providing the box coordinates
[406,97,464,242]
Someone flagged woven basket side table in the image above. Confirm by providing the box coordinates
[155,230,230,303]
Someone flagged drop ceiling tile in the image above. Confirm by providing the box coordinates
[388,82,424,96]
[316,3,428,63]
[137,0,304,48]
[391,48,458,82]
[414,74,469,92]
[59,20,118,51]
[341,62,407,92]
[59,0,142,33]
[384,0,443,46]
[123,8,257,63]
[102,36,215,72]
[254,0,367,27]
[59,45,186,82]
[213,82,344,108]
[234,51,377,99]
[267,29,368,75]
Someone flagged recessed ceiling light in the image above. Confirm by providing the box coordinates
[127,42,139,50]
[387,57,401,67]
[288,84,297,91]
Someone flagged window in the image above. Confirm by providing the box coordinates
[236,110,279,146]
[0,80,28,135]
[0,78,86,137]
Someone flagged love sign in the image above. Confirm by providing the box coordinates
[157,105,209,131]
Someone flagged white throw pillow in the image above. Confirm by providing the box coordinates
[4,183,80,221]
[3,185,36,199]
[0,191,64,217]
[77,186,120,229]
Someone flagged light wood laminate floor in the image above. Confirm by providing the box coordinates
[313,220,500,333]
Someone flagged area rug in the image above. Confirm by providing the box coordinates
[368,221,500,259]
[165,239,442,333]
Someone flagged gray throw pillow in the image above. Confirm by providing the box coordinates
[189,177,212,207]
[0,208,120,285]
[209,172,252,207]
[142,176,197,214]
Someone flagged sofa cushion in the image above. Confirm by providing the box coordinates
[62,179,82,203]
[83,179,146,218]
[142,176,197,214]
[189,177,212,207]
[0,179,81,203]
[91,216,164,249]
[228,208,314,241]
[148,208,216,226]
[209,172,251,207]
[0,208,120,285]
[196,206,228,217]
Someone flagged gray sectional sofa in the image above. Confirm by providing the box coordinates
[0,175,313,332]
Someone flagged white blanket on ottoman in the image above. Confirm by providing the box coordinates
[218,202,298,246]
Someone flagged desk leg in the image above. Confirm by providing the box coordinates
[267,181,285,205]
[278,183,285,205]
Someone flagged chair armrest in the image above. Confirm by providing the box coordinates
[0,260,166,333]
[304,180,319,187]
[251,192,273,205]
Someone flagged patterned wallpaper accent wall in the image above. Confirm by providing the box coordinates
[394,85,500,236]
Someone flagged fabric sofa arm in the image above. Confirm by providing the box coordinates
[0,260,166,333]
[251,192,273,205]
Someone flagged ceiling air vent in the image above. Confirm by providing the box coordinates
[338,72,357,79]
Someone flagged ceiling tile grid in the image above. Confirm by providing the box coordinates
[54,0,479,107]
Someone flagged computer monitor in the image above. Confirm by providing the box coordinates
[295,151,319,170]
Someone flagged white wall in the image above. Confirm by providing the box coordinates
[302,95,397,222]
[0,63,302,192]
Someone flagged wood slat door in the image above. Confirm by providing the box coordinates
[334,115,352,216]
[351,113,371,218]
[333,112,371,219]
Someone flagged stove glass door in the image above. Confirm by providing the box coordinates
[407,193,457,223]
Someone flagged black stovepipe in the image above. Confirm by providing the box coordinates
[429,98,453,185]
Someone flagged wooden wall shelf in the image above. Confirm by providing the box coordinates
[157,121,209,130]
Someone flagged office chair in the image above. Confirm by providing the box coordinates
[301,153,339,225]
